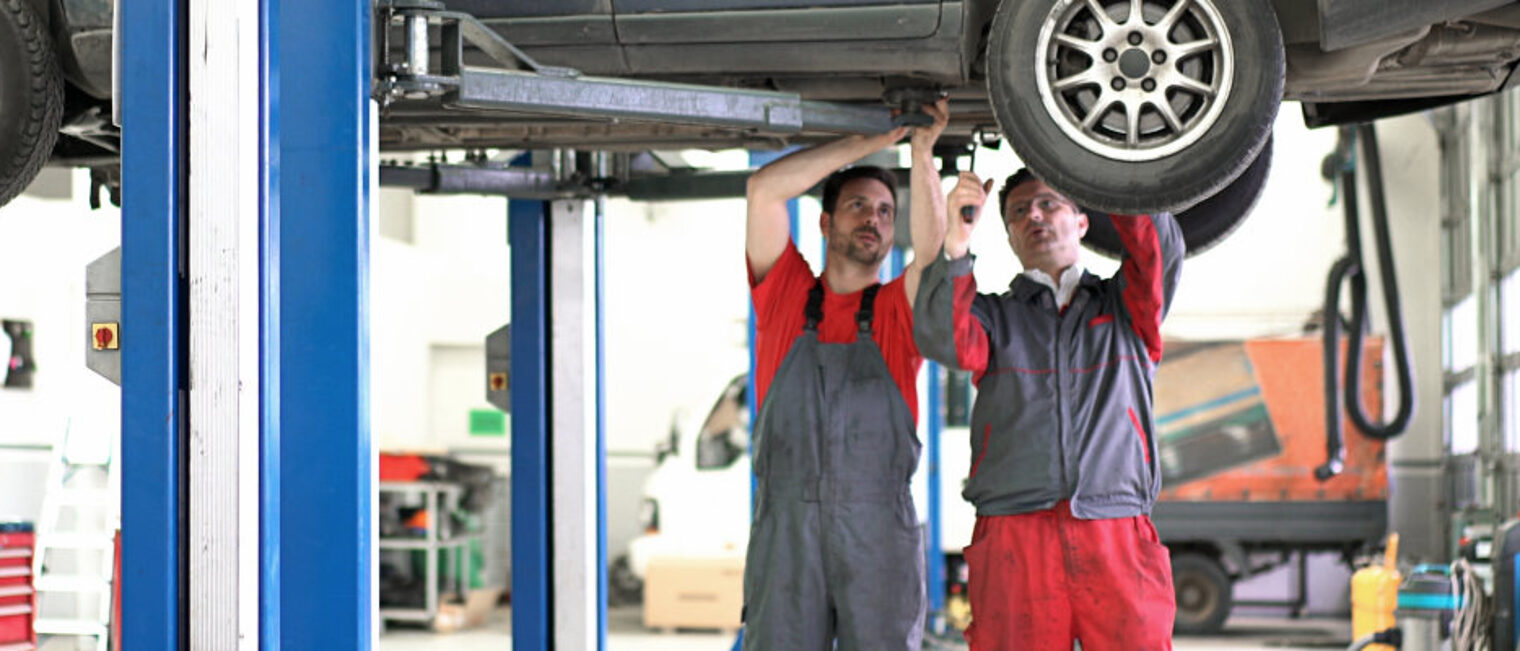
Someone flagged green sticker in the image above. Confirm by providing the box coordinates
[469,408,506,436]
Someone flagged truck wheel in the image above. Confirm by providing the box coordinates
[0,0,62,209]
[1082,134,1272,259]
[1171,552,1232,634]
[986,0,1283,214]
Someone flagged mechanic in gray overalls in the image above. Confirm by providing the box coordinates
[740,100,952,650]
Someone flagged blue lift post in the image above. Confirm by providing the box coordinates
[260,0,283,643]
[119,0,186,644]
[509,198,551,649]
[925,362,945,617]
[275,0,373,645]
[595,198,609,651]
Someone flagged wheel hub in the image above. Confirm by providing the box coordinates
[1033,0,1236,161]
[1118,48,1150,79]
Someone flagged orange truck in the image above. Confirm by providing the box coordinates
[1147,338,1387,633]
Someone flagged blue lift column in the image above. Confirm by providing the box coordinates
[925,362,945,618]
[509,185,608,650]
[509,197,552,649]
[274,0,373,646]
[122,0,373,645]
[120,0,187,645]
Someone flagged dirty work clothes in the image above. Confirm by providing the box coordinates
[913,212,1184,519]
[742,275,926,651]
[962,504,1176,650]
[750,241,922,422]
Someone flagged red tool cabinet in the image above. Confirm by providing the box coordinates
[0,524,35,650]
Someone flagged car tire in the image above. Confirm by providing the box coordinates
[1082,134,1272,258]
[1171,552,1233,635]
[986,0,1283,214]
[0,0,62,209]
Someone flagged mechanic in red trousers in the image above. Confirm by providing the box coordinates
[914,168,1183,650]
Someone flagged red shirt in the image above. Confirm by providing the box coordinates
[749,242,922,422]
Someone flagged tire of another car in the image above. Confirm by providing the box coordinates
[1082,134,1272,259]
[986,0,1283,215]
[1170,552,1233,635]
[0,0,63,209]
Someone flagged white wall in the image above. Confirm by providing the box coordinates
[0,169,121,525]
[370,189,510,457]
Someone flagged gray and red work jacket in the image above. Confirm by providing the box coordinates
[913,213,1184,519]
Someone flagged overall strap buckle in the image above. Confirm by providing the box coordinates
[855,283,881,334]
[804,278,825,331]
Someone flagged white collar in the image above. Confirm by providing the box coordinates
[1022,265,1085,309]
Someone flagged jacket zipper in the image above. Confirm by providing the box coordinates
[1053,307,1068,495]
[968,424,992,479]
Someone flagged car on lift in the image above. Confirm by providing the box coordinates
[4,0,1520,248]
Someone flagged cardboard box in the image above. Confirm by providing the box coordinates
[431,588,502,633]
[463,587,501,628]
[642,555,743,631]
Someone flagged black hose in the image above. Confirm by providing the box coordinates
[1344,123,1417,439]
[1315,124,1418,481]
[1317,256,1357,481]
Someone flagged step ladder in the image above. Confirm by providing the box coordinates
[30,427,117,651]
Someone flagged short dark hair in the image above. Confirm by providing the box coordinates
[820,166,898,214]
[997,167,1039,223]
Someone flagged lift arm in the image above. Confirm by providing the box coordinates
[374,0,896,141]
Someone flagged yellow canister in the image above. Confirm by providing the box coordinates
[1350,533,1400,651]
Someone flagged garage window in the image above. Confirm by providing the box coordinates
[1449,379,1479,455]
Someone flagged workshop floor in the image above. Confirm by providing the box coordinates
[374,606,1356,650]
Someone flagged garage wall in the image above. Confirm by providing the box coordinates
[0,169,121,526]
[371,189,511,456]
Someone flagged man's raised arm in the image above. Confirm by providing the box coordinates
[904,99,948,309]
[746,128,907,282]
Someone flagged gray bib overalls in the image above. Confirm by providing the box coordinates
[742,280,926,650]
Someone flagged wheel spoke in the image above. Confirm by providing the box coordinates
[1168,72,1215,97]
[1157,0,1191,34]
[1153,97,1184,134]
[1171,37,1219,61]
[1055,32,1104,60]
[1129,0,1145,25]
[1082,96,1116,132]
[1083,0,1120,35]
[1122,98,1142,146]
[1053,69,1106,93]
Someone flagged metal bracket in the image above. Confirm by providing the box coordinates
[374,4,895,137]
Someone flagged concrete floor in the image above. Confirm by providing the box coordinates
[26,608,1354,650]
[376,607,1356,650]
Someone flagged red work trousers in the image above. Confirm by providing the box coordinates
[962,502,1176,650]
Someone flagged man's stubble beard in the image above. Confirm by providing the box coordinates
[829,225,887,268]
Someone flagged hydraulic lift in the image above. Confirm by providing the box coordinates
[118,1,941,649]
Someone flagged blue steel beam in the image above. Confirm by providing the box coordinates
[926,362,944,614]
[510,199,551,649]
[276,0,372,646]
[595,201,608,650]
[260,0,282,643]
[120,0,186,644]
